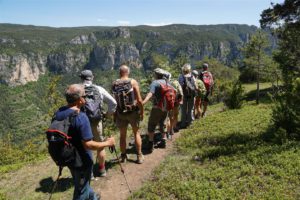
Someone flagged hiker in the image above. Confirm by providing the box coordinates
[54,84,115,200]
[199,63,214,117]
[112,65,144,164]
[192,70,206,119]
[165,72,183,136]
[178,63,197,128]
[79,70,117,177]
[143,68,176,152]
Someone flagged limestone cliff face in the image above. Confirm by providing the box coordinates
[87,42,142,70]
[47,51,89,73]
[0,53,46,86]
[0,24,268,85]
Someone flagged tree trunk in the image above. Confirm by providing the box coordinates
[256,71,260,104]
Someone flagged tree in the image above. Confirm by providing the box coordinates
[242,30,271,104]
[260,0,300,139]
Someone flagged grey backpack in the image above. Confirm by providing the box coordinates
[83,85,102,121]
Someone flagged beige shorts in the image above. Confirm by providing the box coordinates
[116,110,140,129]
[148,107,168,133]
[90,120,104,142]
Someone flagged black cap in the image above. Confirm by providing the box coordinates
[79,70,93,80]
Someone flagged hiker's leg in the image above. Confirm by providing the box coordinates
[91,121,106,173]
[69,166,93,200]
[119,126,128,154]
[186,97,194,125]
[132,125,142,155]
[180,98,188,127]
[195,97,201,118]
[173,106,179,131]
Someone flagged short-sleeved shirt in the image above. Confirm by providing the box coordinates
[55,106,94,168]
[149,79,174,106]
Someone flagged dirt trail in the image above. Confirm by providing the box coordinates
[93,133,180,200]
[0,133,181,200]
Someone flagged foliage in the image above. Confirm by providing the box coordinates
[271,78,300,140]
[131,103,300,199]
[241,30,273,104]
[260,0,300,139]
[224,80,245,109]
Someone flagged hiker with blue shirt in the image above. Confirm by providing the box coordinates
[55,84,115,200]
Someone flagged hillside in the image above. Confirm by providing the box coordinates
[0,23,260,85]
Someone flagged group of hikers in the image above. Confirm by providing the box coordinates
[46,62,213,200]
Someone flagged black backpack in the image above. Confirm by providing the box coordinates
[182,76,196,98]
[112,79,136,113]
[83,85,102,121]
[46,112,83,169]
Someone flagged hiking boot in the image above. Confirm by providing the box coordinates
[95,193,101,200]
[120,153,128,163]
[147,141,154,153]
[157,139,166,148]
[173,127,179,133]
[136,154,144,164]
[91,174,99,181]
[99,168,107,177]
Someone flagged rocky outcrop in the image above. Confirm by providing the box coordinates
[0,53,46,86]
[104,27,130,39]
[47,51,89,73]
[88,42,142,70]
[69,33,97,45]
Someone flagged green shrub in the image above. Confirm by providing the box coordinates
[224,80,244,109]
[271,78,300,140]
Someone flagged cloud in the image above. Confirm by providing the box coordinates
[117,20,131,26]
[144,22,173,26]
[97,18,107,22]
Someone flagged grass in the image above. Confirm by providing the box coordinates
[131,102,300,200]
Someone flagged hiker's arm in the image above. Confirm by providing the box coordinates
[100,87,117,115]
[132,79,144,118]
[82,137,115,151]
[142,92,153,105]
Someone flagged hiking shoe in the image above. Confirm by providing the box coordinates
[157,139,166,148]
[167,132,172,140]
[91,174,99,181]
[137,154,144,164]
[99,168,107,177]
[147,141,154,153]
[95,193,101,200]
[120,153,128,163]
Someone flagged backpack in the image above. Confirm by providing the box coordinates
[182,76,196,98]
[158,80,177,111]
[112,79,136,113]
[83,85,102,121]
[46,112,83,168]
[202,71,213,90]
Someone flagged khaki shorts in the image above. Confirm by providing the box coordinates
[90,120,104,142]
[116,110,140,129]
[148,107,168,133]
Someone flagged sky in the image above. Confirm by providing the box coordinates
[0,0,284,27]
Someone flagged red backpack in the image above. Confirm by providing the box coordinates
[202,71,213,90]
[158,81,176,111]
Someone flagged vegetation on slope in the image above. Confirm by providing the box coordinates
[131,102,300,199]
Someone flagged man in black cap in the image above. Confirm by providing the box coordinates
[79,69,117,178]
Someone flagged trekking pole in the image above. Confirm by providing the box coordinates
[48,166,63,200]
[110,145,132,193]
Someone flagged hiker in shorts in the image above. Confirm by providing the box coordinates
[178,63,198,128]
[143,68,175,153]
[112,65,144,164]
[192,70,206,119]
[79,70,117,177]
[199,63,214,117]
[55,84,115,200]
[165,72,183,136]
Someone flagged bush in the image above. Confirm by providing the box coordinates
[224,80,245,109]
[271,78,300,140]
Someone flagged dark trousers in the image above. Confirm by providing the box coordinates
[180,96,194,127]
[69,165,98,200]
